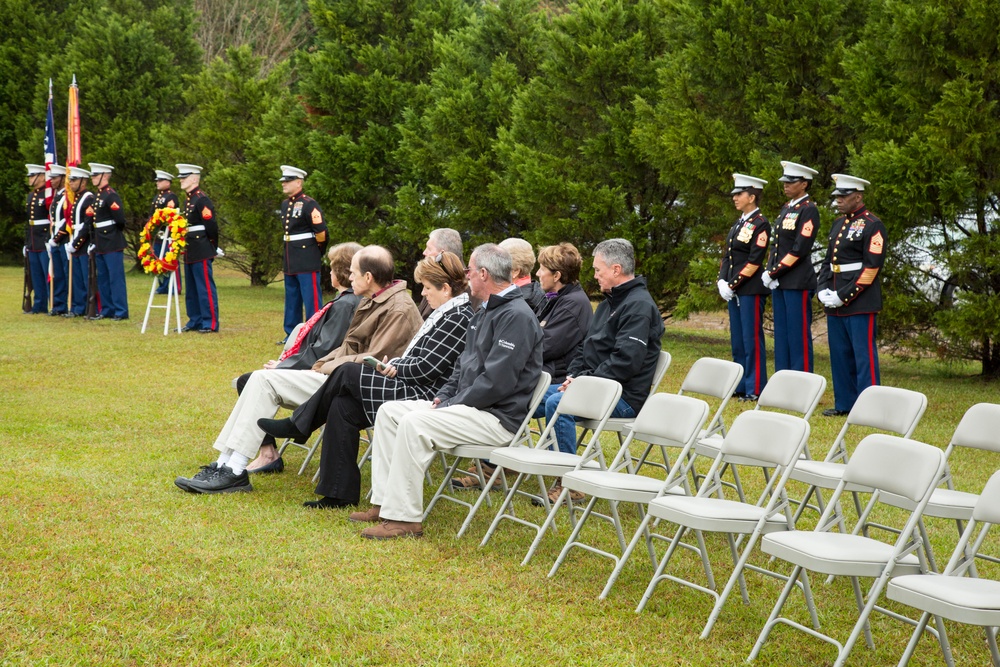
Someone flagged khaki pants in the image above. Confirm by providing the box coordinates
[213,369,327,459]
[371,401,513,523]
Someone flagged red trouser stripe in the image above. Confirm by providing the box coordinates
[203,260,217,330]
[753,295,762,394]
[312,272,320,311]
[801,290,810,372]
[867,313,877,385]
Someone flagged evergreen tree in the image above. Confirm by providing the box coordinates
[841,0,1000,376]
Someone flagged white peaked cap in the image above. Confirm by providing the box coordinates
[279,165,307,182]
[48,164,65,176]
[26,164,46,175]
[831,173,871,196]
[731,173,768,194]
[69,167,91,179]
[175,164,203,177]
[89,163,114,174]
[155,170,175,181]
[779,161,819,182]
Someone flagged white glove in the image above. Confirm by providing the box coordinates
[87,243,96,255]
[22,246,27,257]
[45,240,55,251]
[65,245,73,261]
[717,279,734,302]
[216,247,225,257]
[761,272,779,290]
[818,289,844,308]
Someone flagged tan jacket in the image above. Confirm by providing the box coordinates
[312,280,423,375]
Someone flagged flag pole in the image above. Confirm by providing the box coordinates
[44,78,56,313]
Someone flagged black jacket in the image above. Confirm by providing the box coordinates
[518,280,547,315]
[277,289,362,370]
[148,190,179,219]
[437,289,544,434]
[719,209,771,296]
[68,191,95,256]
[567,277,664,413]
[281,192,327,274]
[817,206,887,316]
[25,187,49,251]
[183,188,218,263]
[766,196,819,290]
[92,186,127,254]
[536,282,593,383]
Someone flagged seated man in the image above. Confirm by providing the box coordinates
[174,245,422,494]
[541,238,664,501]
[348,243,543,539]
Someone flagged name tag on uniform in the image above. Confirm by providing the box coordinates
[782,212,799,230]
[736,221,754,244]
[292,201,303,218]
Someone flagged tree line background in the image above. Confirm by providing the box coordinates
[1,0,998,376]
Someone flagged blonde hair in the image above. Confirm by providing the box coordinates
[414,251,467,295]
[328,242,363,287]
[498,238,535,279]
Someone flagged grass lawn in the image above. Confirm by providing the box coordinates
[1,264,998,666]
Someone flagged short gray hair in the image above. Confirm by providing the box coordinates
[470,243,513,284]
[593,238,635,276]
[429,228,463,258]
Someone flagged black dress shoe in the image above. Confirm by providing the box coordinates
[86,314,104,320]
[63,312,81,318]
[181,325,196,332]
[174,462,219,492]
[732,391,747,400]
[112,316,129,321]
[739,394,759,403]
[303,496,356,509]
[49,310,67,316]
[198,328,215,333]
[186,466,253,494]
[248,457,284,474]
[277,338,288,345]
[822,408,850,417]
[258,417,309,441]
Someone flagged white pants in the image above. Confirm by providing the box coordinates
[213,369,327,458]
[371,400,513,523]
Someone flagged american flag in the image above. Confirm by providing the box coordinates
[43,79,57,207]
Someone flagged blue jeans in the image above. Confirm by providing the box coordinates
[536,383,636,455]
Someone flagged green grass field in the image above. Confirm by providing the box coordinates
[2,265,998,666]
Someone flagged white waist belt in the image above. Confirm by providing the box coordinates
[284,232,313,242]
[94,220,114,229]
[187,225,206,233]
[831,262,863,273]
[32,219,49,225]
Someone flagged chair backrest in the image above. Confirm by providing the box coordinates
[846,385,927,437]
[509,371,551,447]
[720,411,811,469]
[843,434,945,503]
[973,469,1000,525]
[629,393,710,451]
[555,375,623,422]
[283,322,306,353]
[756,370,827,419]
[951,403,1000,454]
[679,357,743,436]
[648,350,672,392]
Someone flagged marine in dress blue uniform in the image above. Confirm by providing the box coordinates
[46,165,69,315]
[278,165,327,342]
[177,164,219,333]
[718,174,771,400]
[88,162,129,320]
[24,164,50,314]
[762,161,820,373]
[63,167,94,317]
[817,174,887,416]
[149,170,181,295]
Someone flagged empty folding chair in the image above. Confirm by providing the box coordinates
[789,385,927,529]
[634,411,812,639]
[278,424,325,475]
[888,469,1000,667]
[479,376,623,560]
[422,372,551,538]
[574,350,672,446]
[875,402,1000,573]
[748,434,947,667]
[546,393,710,595]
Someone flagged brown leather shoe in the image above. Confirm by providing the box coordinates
[361,520,424,540]
[348,505,381,523]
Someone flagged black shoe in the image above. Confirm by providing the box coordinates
[277,338,288,345]
[49,310,66,316]
[198,328,215,334]
[186,466,253,494]
[822,408,850,417]
[63,312,81,318]
[248,457,284,474]
[112,316,129,321]
[732,391,746,400]
[303,496,356,509]
[258,417,309,441]
[174,462,219,492]
[86,314,104,320]
[181,325,196,332]
[739,394,759,403]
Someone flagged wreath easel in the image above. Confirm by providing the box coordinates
[140,207,187,335]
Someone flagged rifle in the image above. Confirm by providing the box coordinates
[22,251,32,313]
[85,247,99,318]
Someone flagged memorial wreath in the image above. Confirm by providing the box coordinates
[138,207,188,275]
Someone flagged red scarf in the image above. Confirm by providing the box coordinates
[279,301,335,361]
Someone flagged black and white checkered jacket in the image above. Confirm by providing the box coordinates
[358,299,474,423]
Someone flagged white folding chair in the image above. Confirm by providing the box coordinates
[875,402,1000,573]
[574,350,672,446]
[692,369,826,502]
[546,393,710,595]
[422,372,551,538]
[789,385,927,530]
[888,469,1000,667]
[635,411,812,639]
[277,424,325,475]
[479,376,623,559]
[749,434,947,667]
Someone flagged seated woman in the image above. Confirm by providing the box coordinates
[451,242,593,490]
[258,251,473,508]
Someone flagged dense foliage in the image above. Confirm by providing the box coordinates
[2,0,999,374]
